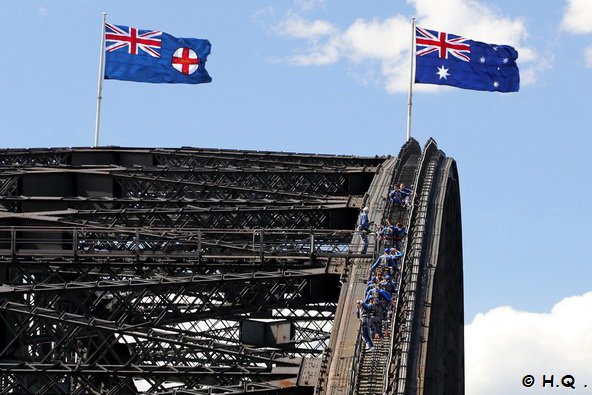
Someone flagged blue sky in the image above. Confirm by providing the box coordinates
[2,1,592,393]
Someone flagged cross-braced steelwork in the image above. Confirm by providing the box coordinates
[0,147,386,394]
[0,142,464,395]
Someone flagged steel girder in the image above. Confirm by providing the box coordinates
[0,147,385,393]
[0,147,384,169]
[0,165,365,230]
[0,166,367,198]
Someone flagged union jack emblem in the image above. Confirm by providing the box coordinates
[105,23,162,58]
[416,27,471,62]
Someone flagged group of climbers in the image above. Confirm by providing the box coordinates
[388,182,413,209]
[355,183,412,351]
[357,247,403,351]
[377,220,407,251]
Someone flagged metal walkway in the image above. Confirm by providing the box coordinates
[318,138,463,395]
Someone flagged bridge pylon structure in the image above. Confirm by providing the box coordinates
[0,139,463,394]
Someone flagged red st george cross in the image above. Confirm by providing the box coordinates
[105,23,162,58]
[172,47,199,75]
[416,27,471,62]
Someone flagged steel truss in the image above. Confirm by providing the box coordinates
[0,147,385,394]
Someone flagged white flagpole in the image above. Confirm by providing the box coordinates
[406,17,416,142]
[94,12,107,148]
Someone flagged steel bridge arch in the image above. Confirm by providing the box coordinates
[0,139,463,394]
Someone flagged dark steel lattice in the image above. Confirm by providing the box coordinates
[0,147,387,394]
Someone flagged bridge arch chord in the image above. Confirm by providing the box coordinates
[383,139,463,395]
[316,139,426,395]
[414,157,464,395]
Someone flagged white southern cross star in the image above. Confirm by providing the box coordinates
[493,81,500,88]
[436,65,450,80]
[479,56,486,63]
[503,58,509,64]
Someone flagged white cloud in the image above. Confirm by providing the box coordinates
[273,14,337,39]
[560,0,592,34]
[291,41,340,65]
[413,0,526,45]
[466,291,592,395]
[339,16,410,61]
[269,0,538,92]
[560,0,592,67]
[520,55,553,86]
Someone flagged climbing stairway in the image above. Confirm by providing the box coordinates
[355,318,392,394]
[354,154,419,395]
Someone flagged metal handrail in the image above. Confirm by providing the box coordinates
[0,226,362,262]
[386,139,442,395]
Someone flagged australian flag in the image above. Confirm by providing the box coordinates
[415,26,519,92]
[104,23,212,84]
